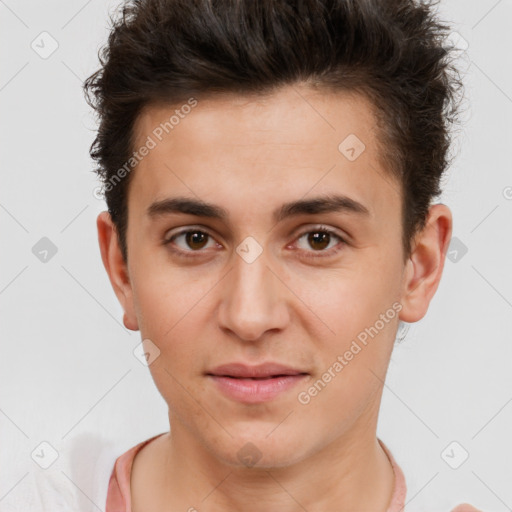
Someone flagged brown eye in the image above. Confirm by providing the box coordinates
[295,226,346,259]
[164,229,217,255]
[184,231,209,250]
[306,231,331,251]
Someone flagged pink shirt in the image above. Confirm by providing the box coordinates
[105,434,481,512]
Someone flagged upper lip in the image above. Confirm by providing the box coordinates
[206,362,308,378]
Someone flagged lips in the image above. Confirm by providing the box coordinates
[206,363,309,404]
[206,362,308,379]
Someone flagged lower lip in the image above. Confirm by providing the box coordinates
[207,374,308,404]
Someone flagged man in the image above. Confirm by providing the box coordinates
[85,0,479,510]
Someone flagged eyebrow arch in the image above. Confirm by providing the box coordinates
[147,194,370,223]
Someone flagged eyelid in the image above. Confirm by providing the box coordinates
[293,223,345,240]
[165,224,215,239]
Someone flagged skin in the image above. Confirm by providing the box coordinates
[97,83,452,512]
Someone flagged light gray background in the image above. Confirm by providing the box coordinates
[1,1,511,511]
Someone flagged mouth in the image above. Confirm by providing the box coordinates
[207,374,308,379]
[205,363,309,403]
[206,362,309,379]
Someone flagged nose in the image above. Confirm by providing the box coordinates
[217,244,289,342]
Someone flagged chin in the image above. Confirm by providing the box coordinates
[215,431,308,470]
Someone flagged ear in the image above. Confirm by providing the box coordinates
[399,204,453,323]
[97,211,139,331]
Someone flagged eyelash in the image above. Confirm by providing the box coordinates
[163,225,346,260]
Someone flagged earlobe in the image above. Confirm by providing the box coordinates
[399,204,452,323]
[123,312,138,331]
[96,211,139,331]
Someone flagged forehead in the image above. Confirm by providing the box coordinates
[128,85,398,223]
[134,86,379,155]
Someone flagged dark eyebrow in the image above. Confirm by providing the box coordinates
[147,194,370,222]
[274,194,370,222]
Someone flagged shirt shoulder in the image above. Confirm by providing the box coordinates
[450,504,483,512]
[379,438,408,512]
[105,433,167,512]
[378,439,483,512]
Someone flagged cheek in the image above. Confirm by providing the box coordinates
[294,323,395,442]
[131,278,213,416]
[141,308,211,420]
[131,256,213,339]
[291,263,400,343]
[291,269,399,407]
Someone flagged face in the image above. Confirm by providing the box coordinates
[98,83,451,469]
